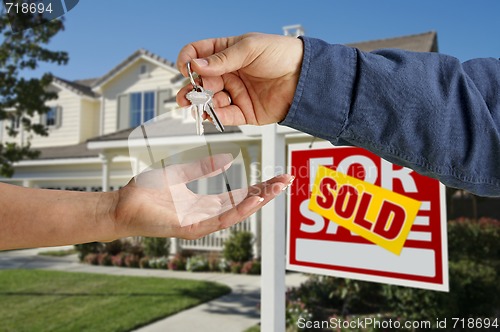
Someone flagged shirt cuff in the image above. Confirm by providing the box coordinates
[280,36,358,144]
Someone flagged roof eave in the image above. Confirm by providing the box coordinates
[92,51,179,92]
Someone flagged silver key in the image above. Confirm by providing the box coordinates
[205,96,225,133]
[186,89,211,135]
[185,62,225,135]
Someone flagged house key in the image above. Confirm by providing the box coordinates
[185,62,225,135]
[186,89,210,135]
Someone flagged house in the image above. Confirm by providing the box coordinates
[0,31,439,255]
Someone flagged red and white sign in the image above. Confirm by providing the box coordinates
[287,142,449,291]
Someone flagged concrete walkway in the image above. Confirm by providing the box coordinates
[0,248,307,332]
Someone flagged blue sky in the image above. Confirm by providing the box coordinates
[20,0,500,80]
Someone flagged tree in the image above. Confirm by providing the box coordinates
[0,6,68,177]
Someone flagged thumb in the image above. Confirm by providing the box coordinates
[190,44,249,77]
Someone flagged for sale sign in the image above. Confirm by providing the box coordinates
[287,142,449,291]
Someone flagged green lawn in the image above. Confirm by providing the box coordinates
[0,269,231,332]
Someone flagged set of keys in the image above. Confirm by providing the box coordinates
[185,62,225,135]
[184,62,234,207]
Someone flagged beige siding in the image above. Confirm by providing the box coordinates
[31,89,82,148]
[80,99,100,141]
[1,88,82,148]
[102,59,180,135]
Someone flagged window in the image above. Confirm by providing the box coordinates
[41,106,62,128]
[144,91,155,122]
[139,64,150,79]
[118,90,171,130]
[10,115,20,129]
[46,107,57,126]
[130,92,142,128]
[129,91,155,128]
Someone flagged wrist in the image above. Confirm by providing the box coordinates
[96,190,124,242]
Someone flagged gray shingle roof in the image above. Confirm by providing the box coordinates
[347,31,438,53]
[53,76,100,98]
[36,141,101,160]
[74,77,99,87]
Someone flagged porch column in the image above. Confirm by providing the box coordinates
[22,179,33,188]
[170,238,179,256]
[99,153,111,192]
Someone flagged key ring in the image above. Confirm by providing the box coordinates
[187,61,203,92]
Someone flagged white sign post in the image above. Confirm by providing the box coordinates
[260,123,286,332]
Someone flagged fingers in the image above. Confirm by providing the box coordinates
[177,73,257,127]
[177,38,228,76]
[247,174,295,197]
[177,34,258,78]
[173,174,294,239]
[176,75,225,107]
[213,90,233,108]
[175,195,264,239]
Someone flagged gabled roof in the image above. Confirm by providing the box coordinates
[92,49,178,90]
[74,77,99,87]
[52,76,100,98]
[347,31,438,53]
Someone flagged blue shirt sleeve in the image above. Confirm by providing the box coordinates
[281,36,500,197]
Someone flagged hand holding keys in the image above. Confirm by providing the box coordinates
[185,62,225,135]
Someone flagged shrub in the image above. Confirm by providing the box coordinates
[283,218,500,330]
[186,255,209,272]
[143,237,170,258]
[139,256,150,269]
[102,240,123,256]
[223,231,254,263]
[286,276,384,321]
[286,298,313,332]
[383,259,500,322]
[74,242,102,261]
[97,253,112,266]
[111,254,125,267]
[168,254,186,271]
[207,252,221,272]
[149,256,169,269]
[84,253,99,265]
[217,258,230,272]
[124,254,140,268]
[447,218,500,263]
[240,260,261,275]
[122,241,144,257]
[229,261,242,274]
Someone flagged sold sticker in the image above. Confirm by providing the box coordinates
[309,165,422,255]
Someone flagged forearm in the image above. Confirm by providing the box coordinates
[0,183,120,250]
[282,36,500,196]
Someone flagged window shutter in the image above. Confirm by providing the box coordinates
[40,113,47,126]
[55,106,63,128]
[117,94,130,130]
[157,89,173,116]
